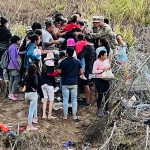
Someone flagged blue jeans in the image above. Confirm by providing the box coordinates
[25,92,38,124]
[62,85,77,116]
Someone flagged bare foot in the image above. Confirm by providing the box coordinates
[48,116,57,120]
[42,115,47,119]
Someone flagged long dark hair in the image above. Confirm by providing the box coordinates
[25,64,37,82]
[27,64,37,75]
[28,34,39,43]
[100,38,110,57]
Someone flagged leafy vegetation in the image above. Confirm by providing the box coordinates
[0,0,149,43]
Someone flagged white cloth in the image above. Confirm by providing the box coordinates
[41,84,54,101]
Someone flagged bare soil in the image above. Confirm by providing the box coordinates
[0,88,97,150]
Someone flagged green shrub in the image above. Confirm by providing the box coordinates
[11,24,26,38]
[114,24,134,46]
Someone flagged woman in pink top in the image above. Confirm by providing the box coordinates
[92,50,110,117]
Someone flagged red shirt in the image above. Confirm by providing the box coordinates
[63,23,80,31]
[75,40,88,55]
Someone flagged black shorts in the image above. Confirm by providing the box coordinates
[78,78,89,87]
[95,78,110,93]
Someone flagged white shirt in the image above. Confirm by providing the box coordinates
[42,29,55,50]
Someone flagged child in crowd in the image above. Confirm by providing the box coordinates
[25,64,38,131]
[41,52,59,119]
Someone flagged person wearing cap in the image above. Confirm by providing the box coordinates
[91,16,118,51]
[92,16,101,33]
[91,16,112,38]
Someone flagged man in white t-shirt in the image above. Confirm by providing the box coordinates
[42,21,60,50]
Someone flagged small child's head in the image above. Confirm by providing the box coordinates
[59,51,65,59]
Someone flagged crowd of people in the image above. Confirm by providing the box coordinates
[0,12,129,131]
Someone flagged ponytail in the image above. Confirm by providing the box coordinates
[28,34,39,43]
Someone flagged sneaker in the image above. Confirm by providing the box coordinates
[32,118,38,124]
[8,94,17,101]
[80,74,87,80]
[26,125,37,131]
[73,115,80,122]
[97,109,104,117]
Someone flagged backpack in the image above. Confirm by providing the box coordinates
[0,50,9,69]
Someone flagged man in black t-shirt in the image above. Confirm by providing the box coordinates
[59,47,83,120]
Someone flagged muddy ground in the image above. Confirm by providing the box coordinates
[0,87,98,150]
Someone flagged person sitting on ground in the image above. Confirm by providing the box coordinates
[92,50,111,117]
[25,64,38,131]
[59,47,83,120]
[7,35,21,101]
[96,38,113,65]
